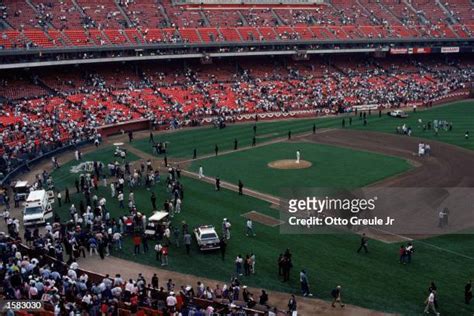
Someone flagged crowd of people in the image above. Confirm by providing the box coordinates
[0,144,289,315]
[0,56,471,177]
[0,230,287,315]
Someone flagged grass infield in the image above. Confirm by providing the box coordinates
[189,142,412,195]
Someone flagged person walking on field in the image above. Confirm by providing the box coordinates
[465,280,472,304]
[424,290,439,315]
[300,270,313,297]
[151,192,157,210]
[331,285,344,308]
[357,233,368,253]
[198,165,204,179]
[155,243,162,261]
[246,219,255,237]
[287,295,297,315]
[238,180,244,195]
[296,150,300,164]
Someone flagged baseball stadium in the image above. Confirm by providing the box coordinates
[0,1,473,315]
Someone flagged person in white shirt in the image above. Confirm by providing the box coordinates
[246,219,255,237]
[113,232,122,250]
[199,165,204,179]
[175,198,182,214]
[424,291,439,315]
[296,150,301,163]
[3,209,9,224]
[117,192,124,208]
[110,183,116,198]
[166,292,177,312]
[125,280,135,295]
[45,222,52,234]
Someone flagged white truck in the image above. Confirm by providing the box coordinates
[23,190,53,226]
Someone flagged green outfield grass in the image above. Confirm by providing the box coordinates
[49,100,474,315]
[349,100,474,151]
[52,173,474,315]
[189,142,411,195]
[50,146,140,191]
[131,100,474,159]
[131,117,330,159]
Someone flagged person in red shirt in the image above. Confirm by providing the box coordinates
[161,245,169,266]
[399,245,406,264]
[133,234,141,255]
[130,294,138,313]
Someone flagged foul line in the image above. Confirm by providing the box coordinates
[373,228,474,260]
[127,129,474,262]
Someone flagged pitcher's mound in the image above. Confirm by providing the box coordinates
[268,159,312,170]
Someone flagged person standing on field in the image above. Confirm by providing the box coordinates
[219,238,226,260]
[331,285,344,308]
[184,232,191,255]
[287,295,297,314]
[300,270,312,297]
[424,290,439,315]
[198,165,204,179]
[246,219,255,237]
[465,280,472,304]
[357,233,368,253]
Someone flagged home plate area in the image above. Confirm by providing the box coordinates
[242,211,284,227]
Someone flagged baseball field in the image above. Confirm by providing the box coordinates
[51,99,474,315]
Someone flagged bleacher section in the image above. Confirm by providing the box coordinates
[0,0,471,49]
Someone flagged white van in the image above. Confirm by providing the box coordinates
[23,190,53,226]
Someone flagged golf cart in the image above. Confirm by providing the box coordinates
[70,161,95,174]
[388,110,408,118]
[144,211,170,238]
[113,142,127,158]
[13,180,30,201]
